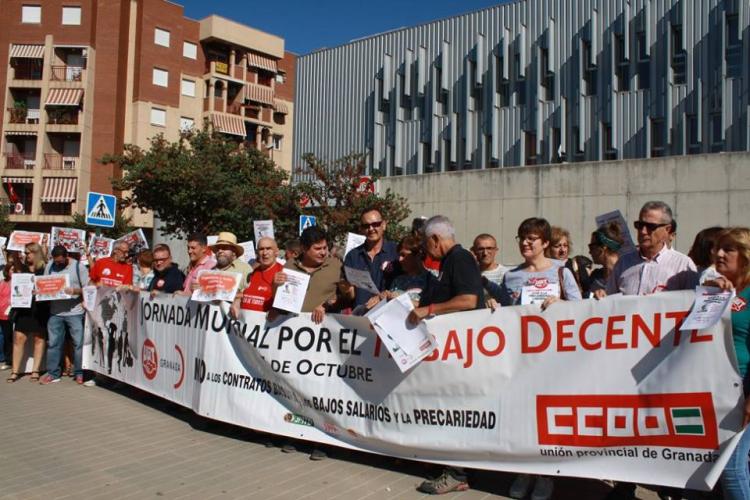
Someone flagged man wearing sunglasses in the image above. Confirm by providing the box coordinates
[342,207,399,307]
[605,200,696,296]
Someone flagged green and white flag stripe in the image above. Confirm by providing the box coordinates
[671,408,704,435]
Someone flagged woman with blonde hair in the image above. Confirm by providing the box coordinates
[705,227,750,499]
[6,242,49,382]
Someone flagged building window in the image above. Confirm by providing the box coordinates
[671,24,686,84]
[272,135,283,151]
[614,34,630,92]
[687,115,700,154]
[524,131,537,165]
[710,112,723,151]
[726,14,741,77]
[180,117,194,131]
[61,6,81,25]
[150,108,166,127]
[540,48,554,101]
[651,118,665,157]
[154,28,170,48]
[181,78,195,97]
[515,81,526,106]
[573,126,584,161]
[183,41,197,60]
[22,5,41,23]
[498,80,510,107]
[603,123,617,160]
[152,67,168,87]
[582,40,597,96]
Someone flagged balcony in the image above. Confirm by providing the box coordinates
[7,107,40,124]
[4,153,36,170]
[11,60,43,81]
[227,102,243,116]
[47,108,80,125]
[44,154,78,170]
[50,65,84,82]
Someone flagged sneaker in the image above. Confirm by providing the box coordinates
[509,474,533,499]
[39,374,61,385]
[0,362,10,370]
[309,449,327,461]
[83,379,96,387]
[531,477,554,500]
[417,470,469,495]
[75,375,84,385]
[280,444,296,453]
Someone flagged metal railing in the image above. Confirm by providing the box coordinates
[11,61,43,80]
[47,109,79,125]
[4,153,36,170]
[50,65,84,81]
[44,154,78,170]
[7,107,40,124]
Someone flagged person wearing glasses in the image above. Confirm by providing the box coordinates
[89,240,133,287]
[147,244,185,294]
[605,201,696,296]
[7,243,49,383]
[342,207,399,308]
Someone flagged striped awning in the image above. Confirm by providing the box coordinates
[10,44,44,59]
[273,100,289,114]
[2,177,34,184]
[4,130,37,136]
[41,177,77,202]
[211,113,246,137]
[45,88,84,106]
[245,83,274,105]
[246,52,277,72]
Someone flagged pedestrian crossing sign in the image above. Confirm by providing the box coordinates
[299,215,317,235]
[85,191,117,228]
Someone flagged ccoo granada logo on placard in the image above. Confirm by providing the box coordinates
[142,338,158,380]
[536,393,718,449]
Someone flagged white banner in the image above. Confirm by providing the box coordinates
[84,290,744,490]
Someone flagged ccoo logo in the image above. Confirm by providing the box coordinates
[142,338,158,381]
[536,393,718,449]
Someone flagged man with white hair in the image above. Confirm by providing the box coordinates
[605,200,696,296]
[408,215,483,495]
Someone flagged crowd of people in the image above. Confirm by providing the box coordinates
[2,199,749,500]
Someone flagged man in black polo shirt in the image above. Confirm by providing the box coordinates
[407,215,483,495]
[148,244,185,294]
[342,207,399,308]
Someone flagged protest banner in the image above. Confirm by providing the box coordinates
[34,274,72,301]
[84,290,743,490]
[88,235,114,260]
[116,229,149,253]
[50,227,86,254]
[7,231,49,252]
[191,270,241,302]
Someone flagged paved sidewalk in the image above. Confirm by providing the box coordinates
[0,374,681,499]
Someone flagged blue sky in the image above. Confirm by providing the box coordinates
[179,0,505,55]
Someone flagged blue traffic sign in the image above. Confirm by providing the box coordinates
[85,191,116,228]
[299,215,317,235]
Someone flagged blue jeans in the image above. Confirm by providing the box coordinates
[722,425,750,499]
[0,319,9,363]
[46,314,84,378]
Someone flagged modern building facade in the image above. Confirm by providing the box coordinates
[1,0,295,230]
[294,0,749,180]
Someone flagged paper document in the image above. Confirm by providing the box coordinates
[239,240,256,263]
[7,231,48,252]
[272,268,310,314]
[191,270,242,302]
[370,294,437,372]
[88,235,114,260]
[344,233,366,257]
[51,227,87,254]
[34,274,73,301]
[521,283,560,305]
[253,220,275,243]
[82,286,98,311]
[345,266,379,294]
[680,286,733,331]
[595,210,636,255]
[10,273,34,308]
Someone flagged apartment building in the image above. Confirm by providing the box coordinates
[294,0,749,179]
[0,0,295,230]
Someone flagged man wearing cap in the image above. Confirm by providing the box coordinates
[211,232,252,291]
[180,233,216,294]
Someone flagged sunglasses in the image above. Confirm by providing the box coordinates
[361,220,384,230]
[633,220,670,232]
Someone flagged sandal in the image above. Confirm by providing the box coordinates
[6,372,19,383]
[29,371,40,382]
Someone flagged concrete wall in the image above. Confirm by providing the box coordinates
[378,152,750,264]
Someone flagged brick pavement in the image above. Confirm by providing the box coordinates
[0,374,685,499]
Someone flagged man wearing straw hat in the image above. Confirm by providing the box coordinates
[210,232,252,292]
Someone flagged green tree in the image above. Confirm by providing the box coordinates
[69,211,134,239]
[0,203,15,235]
[295,153,411,246]
[104,128,300,243]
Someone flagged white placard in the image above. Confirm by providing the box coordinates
[88,235,114,260]
[190,270,241,302]
[344,266,379,294]
[253,220,275,243]
[680,286,733,331]
[116,229,149,253]
[10,273,34,308]
[595,209,636,255]
[82,285,98,311]
[344,232,367,257]
[239,240,256,263]
[34,274,73,301]
[272,268,310,314]
[521,283,560,305]
[7,231,49,252]
[50,227,87,254]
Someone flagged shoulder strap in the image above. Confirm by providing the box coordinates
[558,266,567,301]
